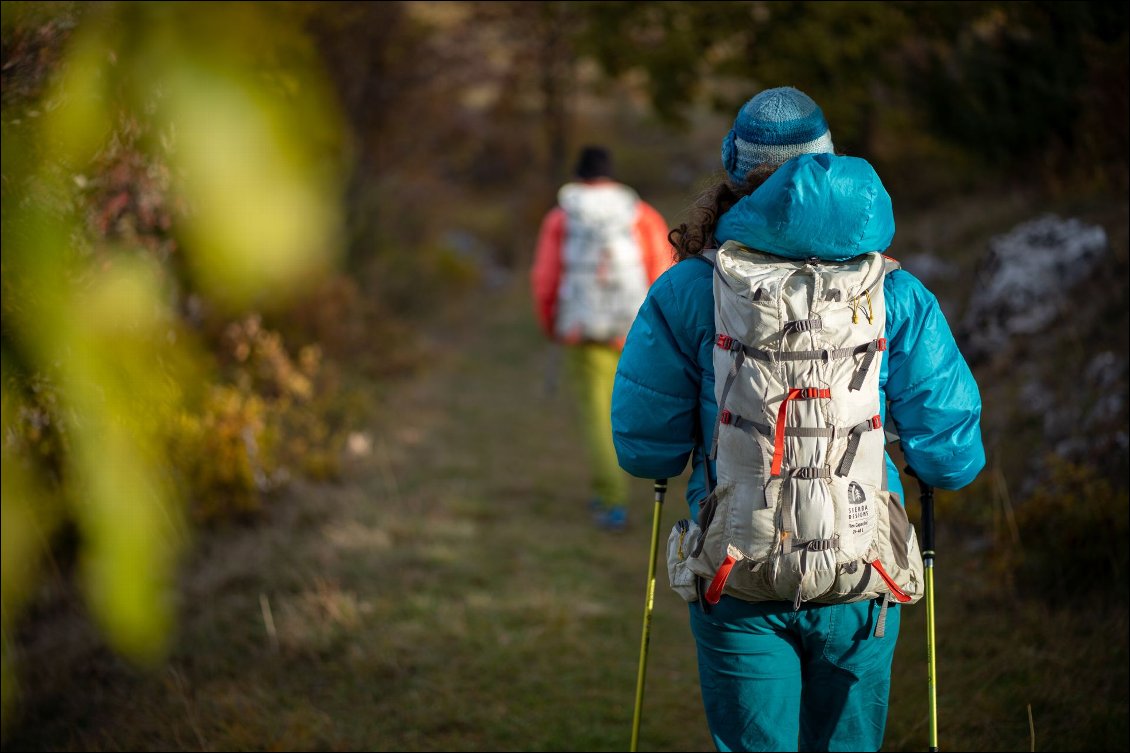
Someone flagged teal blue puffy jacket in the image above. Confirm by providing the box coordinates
[611,153,985,518]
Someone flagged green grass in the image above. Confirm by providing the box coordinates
[3,204,1128,751]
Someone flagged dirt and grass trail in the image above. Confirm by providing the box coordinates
[3,272,1126,752]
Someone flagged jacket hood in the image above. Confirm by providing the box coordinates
[714,152,895,262]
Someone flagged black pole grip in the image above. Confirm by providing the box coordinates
[905,466,936,554]
[920,482,935,554]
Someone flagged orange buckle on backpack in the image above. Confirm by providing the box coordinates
[719,409,733,425]
[716,334,737,350]
[800,388,831,399]
[870,415,882,429]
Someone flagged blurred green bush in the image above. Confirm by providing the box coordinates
[1,0,352,721]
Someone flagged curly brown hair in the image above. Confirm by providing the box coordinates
[668,165,777,261]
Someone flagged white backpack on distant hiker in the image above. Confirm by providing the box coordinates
[668,240,925,626]
[554,182,651,343]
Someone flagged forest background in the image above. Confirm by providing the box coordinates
[2,2,1127,751]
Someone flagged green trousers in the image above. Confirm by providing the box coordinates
[563,343,629,509]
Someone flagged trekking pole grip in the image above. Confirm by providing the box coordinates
[920,481,935,558]
[654,479,668,505]
[904,466,935,557]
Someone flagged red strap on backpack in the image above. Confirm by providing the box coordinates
[704,554,738,605]
[770,388,831,476]
[871,560,912,603]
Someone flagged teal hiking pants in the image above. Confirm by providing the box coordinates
[688,595,901,752]
[563,343,629,509]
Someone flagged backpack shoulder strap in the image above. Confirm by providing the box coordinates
[689,248,717,268]
[687,249,717,496]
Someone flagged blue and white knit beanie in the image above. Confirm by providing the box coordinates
[721,86,835,185]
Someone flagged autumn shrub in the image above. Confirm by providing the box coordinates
[169,385,274,524]
[3,322,323,536]
[167,313,365,525]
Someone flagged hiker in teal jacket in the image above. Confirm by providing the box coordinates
[611,87,984,752]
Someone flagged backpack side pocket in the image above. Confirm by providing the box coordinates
[870,490,925,604]
[667,519,701,603]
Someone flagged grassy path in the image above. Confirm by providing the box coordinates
[3,273,1126,751]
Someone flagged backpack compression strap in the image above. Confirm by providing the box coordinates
[716,333,887,392]
[769,388,830,476]
[718,410,883,477]
[711,332,887,472]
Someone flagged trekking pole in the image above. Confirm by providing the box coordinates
[915,472,939,752]
[630,478,667,752]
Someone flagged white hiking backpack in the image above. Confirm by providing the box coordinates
[668,240,925,627]
[554,182,651,342]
